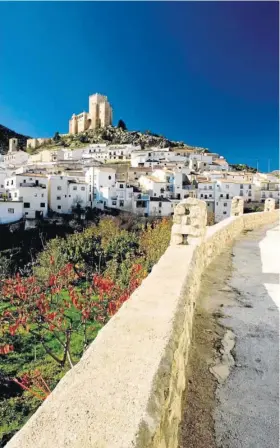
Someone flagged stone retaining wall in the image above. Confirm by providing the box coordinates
[6,209,279,448]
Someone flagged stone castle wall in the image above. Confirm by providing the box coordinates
[6,204,279,448]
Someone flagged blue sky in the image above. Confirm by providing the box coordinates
[0,2,278,171]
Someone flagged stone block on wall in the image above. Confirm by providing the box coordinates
[264,198,275,212]
[230,196,244,217]
[170,198,207,245]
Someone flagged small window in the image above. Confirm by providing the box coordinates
[226,185,229,189]
[240,184,243,189]
[223,211,227,215]
[8,208,14,213]
[23,202,30,208]
[109,176,111,180]
[57,196,61,200]
[119,200,124,207]
[209,194,212,197]
[41,194,44,197]
[224,203,227,207]
[73,186,77,191]
[40,203,45,207]
[14,192,17,198]
[81,186,85,191]
[11,180,13,185]
[23,179,26,183]
[57,186,62,190]
[57,205,61,210]
[119,184,124,189]
[112,200,117,206]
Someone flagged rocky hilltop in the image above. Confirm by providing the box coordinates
[37,126,207,152]
[0,124,30,154]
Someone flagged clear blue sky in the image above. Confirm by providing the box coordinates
[0,2,278,171]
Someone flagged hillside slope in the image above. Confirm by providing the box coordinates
[0,124,30,154]
[40,126,207,152]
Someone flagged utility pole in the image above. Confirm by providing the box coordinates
[256,159,259,173]
[268,158,271,173]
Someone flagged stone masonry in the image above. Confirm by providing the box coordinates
[230,196,244,217]
[264,198,276,212]
[6,208,279,448]
[170,198,207,245]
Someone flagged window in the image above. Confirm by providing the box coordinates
[8,208,14,213]
[159,202,162,207]
[73,186,77,191]
[119,184,124,189]
[200,194,203,198]
[249,184,251,190]
[209,194,212,198]
[57,196,61,200]
[226,185,229,189]
[112,201,117,206]
[24,202,30,208]
[240,184,243,189]
[41,194,44,197]
[81,186,85,191]
[216,202,218,206]
[6,181,9,186]
[223,211,227,215]
[11,180,13,185]
[220,194,223,198]
[248,191,252,196]
[40,203,45,207]
[57,186,62,190]
[57,205,61,210]
[23,179,26,183]
[209,186,212,190]
[119,200,124,207]
[14,192,17,198]
[224,203,227,207]
[109,176,111,180]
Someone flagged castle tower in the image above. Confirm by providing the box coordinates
[9,138,18,153]
[89,94,112,130]
[69,114,78,135]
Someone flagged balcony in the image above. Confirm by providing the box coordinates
[19,182,46,189]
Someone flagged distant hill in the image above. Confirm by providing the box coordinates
[0,124,30,155]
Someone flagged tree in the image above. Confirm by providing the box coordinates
[0,262,145,368]
[117,119,127,131]
[53,132,61,142]
[139,218,172,271]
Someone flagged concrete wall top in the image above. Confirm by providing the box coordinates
[6,209,279,448]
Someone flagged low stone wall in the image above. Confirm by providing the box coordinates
[6,209,279,448]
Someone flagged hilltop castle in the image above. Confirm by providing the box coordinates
[69,93,113,135]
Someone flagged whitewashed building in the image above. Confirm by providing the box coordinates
[4,174,48,219]
[48,175,89,214]
[0,200,24,224]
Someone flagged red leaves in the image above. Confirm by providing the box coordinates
[0,344,14,355]
[13,370,51,401]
